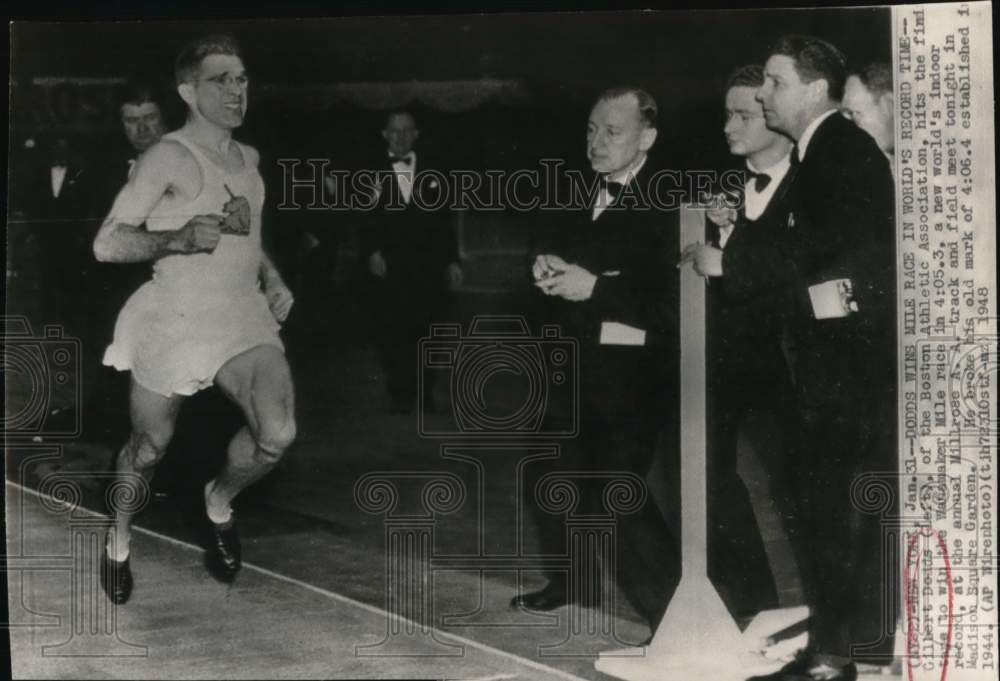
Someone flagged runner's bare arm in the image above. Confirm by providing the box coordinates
[259,251,285,288]
[260,251,294,322]
[93,141,224,263]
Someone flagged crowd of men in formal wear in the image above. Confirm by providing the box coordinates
[521,35,897,681]
[9,30,899,681]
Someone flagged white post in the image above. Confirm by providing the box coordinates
[595,207,792,680]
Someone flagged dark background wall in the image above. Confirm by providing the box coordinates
[10,8,890,177]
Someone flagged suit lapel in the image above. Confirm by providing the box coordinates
[754,161,797,228]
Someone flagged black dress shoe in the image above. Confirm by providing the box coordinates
[747,653,857,681]
[100,551,133,605]
[509,580,601,611]
[804,662,856,681]
[206,516,241,582]
[510,585,568,611]
[746,649,814,680]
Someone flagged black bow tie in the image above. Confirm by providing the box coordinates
[600,177,625,200]
[747,171,771,193]
[389,155,412,165]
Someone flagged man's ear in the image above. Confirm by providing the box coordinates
[879,92,894,117]
[807,78,829,105]
[639,126,658,152]
[177,82,196,109]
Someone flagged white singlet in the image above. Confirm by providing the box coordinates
[103,130,283,397]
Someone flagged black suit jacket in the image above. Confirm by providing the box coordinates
[26,161,95,224]
[709,164,797,389]
[90,150,134,216]
[358,154,457,289]
[707,167,796,364]
[736,114,896,405]
[538,164,679,420]
[26,160,100,277]
[723,113,895,404]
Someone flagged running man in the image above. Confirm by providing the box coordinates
[94,34,296,604]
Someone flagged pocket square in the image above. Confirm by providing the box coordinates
[600,321,646,346]
[808,279,858,319]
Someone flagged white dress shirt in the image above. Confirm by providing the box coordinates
[50,165,67,198]
[390,151,416,204]
[744,152,792,221]
[717,152,793,249]
[592,155,647,221]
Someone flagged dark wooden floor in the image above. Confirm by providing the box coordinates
[6,483,591,680]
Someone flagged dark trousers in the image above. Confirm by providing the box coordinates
[526,406,680,629]
[788,380,898,664]
[367,274,446,409]
[706,373,787,618]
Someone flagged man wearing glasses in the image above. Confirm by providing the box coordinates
[93,34,297,604]
[681,64,796,621]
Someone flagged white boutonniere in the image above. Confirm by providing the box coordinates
[787,212,795,228]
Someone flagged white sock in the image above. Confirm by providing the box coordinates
[106,540,130,562]
[204,481,233,524]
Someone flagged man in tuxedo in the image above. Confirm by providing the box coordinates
[360,109,462,413]
[513,87,680,636]
[682,64,797,621]
[841,62,894,174]
[21,135,101,431]
[727,36,896,681]
[26,135,95,325]
[94,81,169,214]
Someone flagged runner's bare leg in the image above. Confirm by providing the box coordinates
[208,344,296,519]
[109,378,184,559]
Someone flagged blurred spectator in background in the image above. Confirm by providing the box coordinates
[92,80,169,323]
[18,134,101,435]
[360,110,461,414]
[841,62,894,173]
[86,79,171,448]
[94,79,169,216]
[25,135,97,327]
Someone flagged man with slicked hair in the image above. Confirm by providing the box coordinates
[682,63,796,621]
[516,86,680,638]
[741,35,897,681]
[94,34,297,604]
